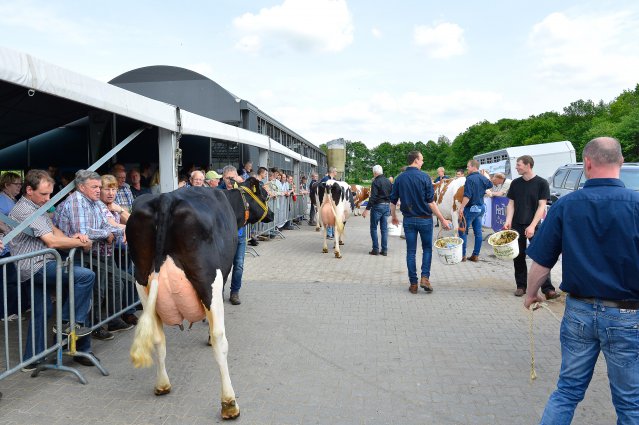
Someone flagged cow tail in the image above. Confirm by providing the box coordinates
[130,274,160,368]
[153,194,172,273]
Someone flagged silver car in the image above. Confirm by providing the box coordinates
[548,162,639,204]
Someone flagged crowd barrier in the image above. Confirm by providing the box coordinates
[0,249,81,381]
[247,193,309,255]
[1,241,140,384]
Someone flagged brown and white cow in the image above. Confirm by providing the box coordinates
[433,177,466,231]
[349,184,370,216]
[317,179,352,258]
[126,177,273,420]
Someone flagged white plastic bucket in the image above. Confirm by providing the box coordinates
[488,230,520,260]
[433,236,463,265]
[388,223,402,237]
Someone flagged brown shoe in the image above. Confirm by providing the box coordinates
[369,249,379,256]
[420,276,433,293]
[468,255,479,262]
[229,292,241,305]
[462,256,467,262]
[409,284,418,294]
[514,288,525,297]
[545,290,560,300]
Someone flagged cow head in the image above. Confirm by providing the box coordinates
[240,177,274,223]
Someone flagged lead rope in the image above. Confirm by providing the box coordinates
[528,301,562,382]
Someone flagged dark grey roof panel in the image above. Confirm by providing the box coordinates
[109,66,241,124]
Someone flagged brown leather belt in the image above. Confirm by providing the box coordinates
[569,294,639,310]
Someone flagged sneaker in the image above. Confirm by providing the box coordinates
[121,313,139,326]
[380,251,387,256]
[91,328,115,341]
[53,322,92,337]
[21,361,42,373]
[107,318,134,333]
[73,352,100,367]
[369,249,379,255]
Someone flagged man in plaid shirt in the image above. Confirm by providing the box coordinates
[54,170,130,339]
[114,169,134,212]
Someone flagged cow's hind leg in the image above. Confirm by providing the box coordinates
[207,270,240,420]
[130,278,171,395]
[322,227,328,253]
[334,228,342,259]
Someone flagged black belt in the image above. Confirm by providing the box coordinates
[569,294,639,309]
[413,215,432,220]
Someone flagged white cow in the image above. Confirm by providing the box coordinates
[318,179,352,258]
[433,177,466,231]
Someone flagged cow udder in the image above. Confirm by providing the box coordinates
[155,256,207,325]
[320,202,336,226]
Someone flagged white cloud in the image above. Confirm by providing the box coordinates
[529,10,639,89]
[267,89,504,147]
[0,1,93,45]
[414,22,466,58]
[233,0,354,53]
[371,27,382,39]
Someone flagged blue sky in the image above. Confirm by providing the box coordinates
[1,0,638,148]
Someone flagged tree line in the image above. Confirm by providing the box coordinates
[320,84,639,183]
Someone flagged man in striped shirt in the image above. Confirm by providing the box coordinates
[114,169,135,212]
[54,170,130,339]
[9,169,95,369]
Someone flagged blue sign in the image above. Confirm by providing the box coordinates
[491,196,509,232]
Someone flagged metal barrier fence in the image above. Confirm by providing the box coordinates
[247,194,309,254]
[0,249,81,381]
[1,241,139,384]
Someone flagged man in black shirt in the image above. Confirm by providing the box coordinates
[504,155,559,299]
[362,165,392,256]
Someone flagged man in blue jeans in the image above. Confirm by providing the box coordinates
[458,159,492,262]
[362,165,392,256]
[220,165,246,305]
[524,137,639,424]
[8,169,95,370]
[390,151,451,294]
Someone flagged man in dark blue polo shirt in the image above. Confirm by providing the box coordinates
[458,159,493,261]
[524,137,639,424]
[390,151,451,295]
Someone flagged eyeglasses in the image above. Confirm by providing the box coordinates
[11,182,22,186]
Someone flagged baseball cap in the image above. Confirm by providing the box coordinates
[205,170,222,180]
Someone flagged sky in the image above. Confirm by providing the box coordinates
[1,0,639,148]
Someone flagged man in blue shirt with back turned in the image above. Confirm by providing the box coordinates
[524,137,639,424]
[390,151,451,295]
[458,159,492,262]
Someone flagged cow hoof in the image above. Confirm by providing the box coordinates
[315,227,320,232]
[322,248,328,253]
[334,252,342,259]
[339,240,344,246]
[154,385,171,396]
[221,399,240,420]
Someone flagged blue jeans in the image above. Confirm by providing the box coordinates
[24,261,94,360]
[459,204,485,257]
[540,296,639,424]
[370,204,390,252]
[327,226,334,238]
[402,217,434,284]
[230,233,246,294]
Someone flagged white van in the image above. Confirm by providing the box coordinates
[474,141,576,180]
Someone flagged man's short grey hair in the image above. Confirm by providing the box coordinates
[372,165,383,175]
[583,137,623,166]
[190,170,204,179]
[222,165,237,175]
[75,169,101,186]
[329,167,337,173]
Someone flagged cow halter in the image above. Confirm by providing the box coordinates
[239,186,269,223]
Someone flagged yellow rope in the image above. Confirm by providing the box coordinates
[528,301,562,382]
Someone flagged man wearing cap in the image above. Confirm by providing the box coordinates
[205,170,221,188]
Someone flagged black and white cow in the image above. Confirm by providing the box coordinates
[125,177,273,420]
[317,179,352,258]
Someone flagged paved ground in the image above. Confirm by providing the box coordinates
[0,214,618,424]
